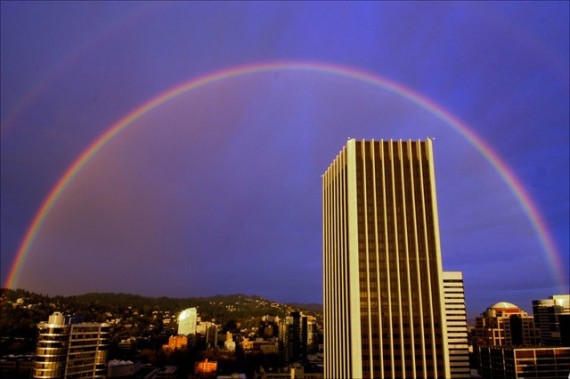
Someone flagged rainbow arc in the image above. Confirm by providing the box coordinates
[4,61,566,289]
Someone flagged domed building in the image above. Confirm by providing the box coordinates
[481,302,522,319]
[474,297,570,378]
[473,301,539,347]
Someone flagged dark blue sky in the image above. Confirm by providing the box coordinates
[1,2,568,319]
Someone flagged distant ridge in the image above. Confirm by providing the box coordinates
[1,288,322,322]
[285,302,323,314]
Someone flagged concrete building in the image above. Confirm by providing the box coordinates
[280,311,308,365]
[196,321,218,349]
[479,345,570,379]
[162,335,188,354]
[107,360,141,378]
[322,139,450,378]
[473,302,540,347]
[224,332,236,352]
[442,271,470,378]
[194,358,217,378]
[177,307,197,336]
[33,311,109,378]
[532,294,570,346]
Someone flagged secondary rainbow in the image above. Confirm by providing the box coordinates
[5,60,566,289]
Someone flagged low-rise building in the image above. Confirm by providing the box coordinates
[161,335,188,354]
[194,358,217,378]
[479,346,570,379]
[107,360,141,377]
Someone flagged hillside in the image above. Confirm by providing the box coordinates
[1,288,321,329]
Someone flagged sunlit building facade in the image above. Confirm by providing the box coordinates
[33,312,68,378]
[194,358,217,378]
[162,335,188,354]
[33,312,109,379]
[442,271,470,378]
[322,139,450,378]
[178,307,197,336]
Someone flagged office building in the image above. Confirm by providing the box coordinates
[473,302,539,347]
[322,139,449,378]
[305,315,320,354]
[280,311,308,365]
[532,294,570,346]
[33,311,109,378]
[196,321,219,349]
[479,345,570,379]
[442,271,470,378]
[178,307,197,336]
[194,359,217,378]
[162,335,188,354]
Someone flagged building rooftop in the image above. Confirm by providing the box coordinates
[488,302,520,310]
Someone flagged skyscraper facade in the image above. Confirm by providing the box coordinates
[322,139,450,378]
[33,312,109,379]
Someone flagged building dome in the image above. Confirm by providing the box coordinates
[482,301,523,317]
[488,302,520,310]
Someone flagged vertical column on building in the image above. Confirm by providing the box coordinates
[347,139,362,378]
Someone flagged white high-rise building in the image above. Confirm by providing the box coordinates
[442,271,470,378]
[322,139,450,378]
[178,307,197,336]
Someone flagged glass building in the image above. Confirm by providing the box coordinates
[177,307,197,336]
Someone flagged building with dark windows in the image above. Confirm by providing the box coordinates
[532,294,570,346]
[33,311,109,378]
[479,346,570,378]
[322,139,450,378]
[280,311,308,365]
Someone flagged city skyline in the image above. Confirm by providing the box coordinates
[1,2,568,319]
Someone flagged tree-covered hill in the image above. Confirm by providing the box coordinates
[1,288,322,356]
[1,288,321,334]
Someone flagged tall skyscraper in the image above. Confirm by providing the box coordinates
[442,271,470,378]
[33,312,109,378]
[322,139,450,378]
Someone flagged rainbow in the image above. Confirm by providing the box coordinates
[4,60,567,289]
